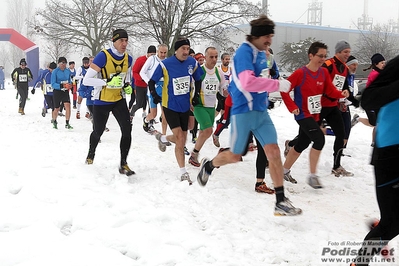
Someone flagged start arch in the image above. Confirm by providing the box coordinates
[0,28,39,86]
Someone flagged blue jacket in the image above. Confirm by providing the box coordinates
[51,67,72,90]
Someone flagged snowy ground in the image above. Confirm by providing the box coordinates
[0,79,396,266]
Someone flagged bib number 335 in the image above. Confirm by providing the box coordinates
[173,76,190,95]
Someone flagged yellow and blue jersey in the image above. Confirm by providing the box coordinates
[151,55,204,112]
[92,48,133,104]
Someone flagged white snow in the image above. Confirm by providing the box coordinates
[0,79,396,266]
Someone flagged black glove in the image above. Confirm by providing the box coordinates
[192,93,200,106]
[152,92,162,104]
[31,89,35,94]
[148,87,161,104]
[269,68,277,77]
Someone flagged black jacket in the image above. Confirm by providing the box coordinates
[362,55,399,111]
[11,67,33,88]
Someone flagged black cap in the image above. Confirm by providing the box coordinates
[58,57,67,63]
[371,53,385,65]
[174,38,190,51]
[112,29,128,42]
[20,58,27,65]
[49,62,57,69]
[147,45,156,54]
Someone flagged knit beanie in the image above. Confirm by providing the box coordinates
[49,62,57,69]
[371,53,385,65]
[174,39,190,51]
[112,29,128,42]
[147,45,156,54]
[335,40,351,54]
[20,58,27,65]
[346,55,358,66]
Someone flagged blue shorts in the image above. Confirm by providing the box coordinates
[149,86,163,109]
[230,110,277,154]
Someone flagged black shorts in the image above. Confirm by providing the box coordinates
[53,90,71,108]
[162,107,190,131]
[295,117,325,152]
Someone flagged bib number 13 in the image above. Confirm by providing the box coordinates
[308,94,322,114]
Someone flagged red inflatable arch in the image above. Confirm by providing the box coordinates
[0,28,39,86]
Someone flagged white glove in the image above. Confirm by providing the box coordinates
[344,99,352,106]
[278,79,291,93]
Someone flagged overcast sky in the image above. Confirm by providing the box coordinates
[266,0,399,28]
[1,0,398,31]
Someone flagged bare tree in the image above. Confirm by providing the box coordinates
[32,0,132,56]
[41,39,75,63]
[277,37,316,73]
[6,0,35,68]
[355,24,399,63]
[124,0,261,55]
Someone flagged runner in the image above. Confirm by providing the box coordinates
[196,15,301,216]
[188,47,227,167]
[75,57,91,119]
[281,41,349,188]
[33,62,57,117]
[11,58,33,115]
[130,45,156,118]
[350,54,399,266]
[140,44,168,135]
[215,52,230,120]
[51,57,73,129]
[149,37,204,184]
[82,29,135,176]
[320,40,354,177]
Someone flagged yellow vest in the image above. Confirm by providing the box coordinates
[100,49,129,102]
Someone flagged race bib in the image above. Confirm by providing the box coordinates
[333,74,345,91]
[19,74,28,82]
[46,85,53,93]
[204,77,219,95]
[308,94,322,114]
[173,76,190,95]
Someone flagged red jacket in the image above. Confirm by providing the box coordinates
[282,66,343,122]
[321,57,349,107]
[133,55,148,87]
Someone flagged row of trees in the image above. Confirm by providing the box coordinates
[31,0,261,58]
[3,0,399,74]
[277,25,399,73]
